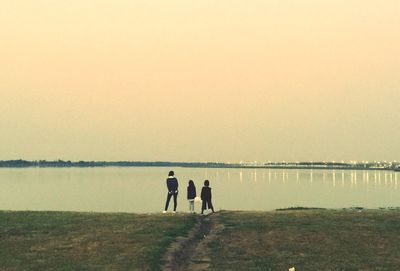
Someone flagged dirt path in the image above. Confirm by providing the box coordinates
[162,213,224,271]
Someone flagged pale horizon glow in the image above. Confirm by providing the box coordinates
[1,1,399,162]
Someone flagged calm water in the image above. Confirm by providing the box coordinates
[0,167,399,213]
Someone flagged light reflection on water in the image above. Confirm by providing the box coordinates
[0,167,399,213]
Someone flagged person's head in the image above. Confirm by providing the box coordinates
[168,171,174,177]
[204,180,210,187]
[188,180,194,187]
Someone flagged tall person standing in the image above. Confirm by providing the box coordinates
[163,171,179,213]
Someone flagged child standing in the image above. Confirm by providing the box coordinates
[187,180,196,213]
[201,180,215,214]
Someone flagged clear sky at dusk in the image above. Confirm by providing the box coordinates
[1,1,399,162]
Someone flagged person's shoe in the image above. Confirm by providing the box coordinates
[173,211,176,214]
[163,211,167,214]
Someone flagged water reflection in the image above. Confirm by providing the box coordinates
[310,171,313,184]
[333,171,336,187]
[342,171,345,186]
[351,171,354,187]
[261,169,399,190]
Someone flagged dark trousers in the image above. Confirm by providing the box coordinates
[201,200,214,213]
[165,193,178,211]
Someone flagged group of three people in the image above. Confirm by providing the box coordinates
[163,171,215,214]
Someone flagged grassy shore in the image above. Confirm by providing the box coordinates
[209,209,400,270]
[0,211,195,270]
[1,210,400,270]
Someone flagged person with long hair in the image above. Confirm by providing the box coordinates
[187,180,196,213]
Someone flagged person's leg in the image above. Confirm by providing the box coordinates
[190,200,194,213]
[164,193,172,211]
[208,201,215,212]
[188,200,192,212]
[173,193,177,211]
[201,200,206,214]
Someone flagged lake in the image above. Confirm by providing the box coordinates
[0,167,399,213]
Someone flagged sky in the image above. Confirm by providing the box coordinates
[0,0,399,162]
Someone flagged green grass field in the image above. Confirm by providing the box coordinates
[1,209,400,270]
[0,211,195,271]
[208,210,400,270]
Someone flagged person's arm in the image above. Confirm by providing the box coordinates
[173,178,178,193]
[167,179,173,193]
[201,187,205,200]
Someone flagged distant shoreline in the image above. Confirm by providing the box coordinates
[0,159,398,171]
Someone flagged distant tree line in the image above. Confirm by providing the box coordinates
[0,160,397,170]
[0,160,230,168]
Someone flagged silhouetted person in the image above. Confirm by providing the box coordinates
[164,171,178,213]
[201,180,214,214]
[187,180,196,213]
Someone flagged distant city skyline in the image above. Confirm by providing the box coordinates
[1,1,399,162]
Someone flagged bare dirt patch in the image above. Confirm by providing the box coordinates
[162,213,224,271]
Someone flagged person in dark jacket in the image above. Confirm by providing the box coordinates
[201,180,214,214]
[164,171,179,213]
[187,180,196,213]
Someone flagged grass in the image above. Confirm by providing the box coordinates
[208,210,400,270]
[1,210,400,270]
[0,211,196,271]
